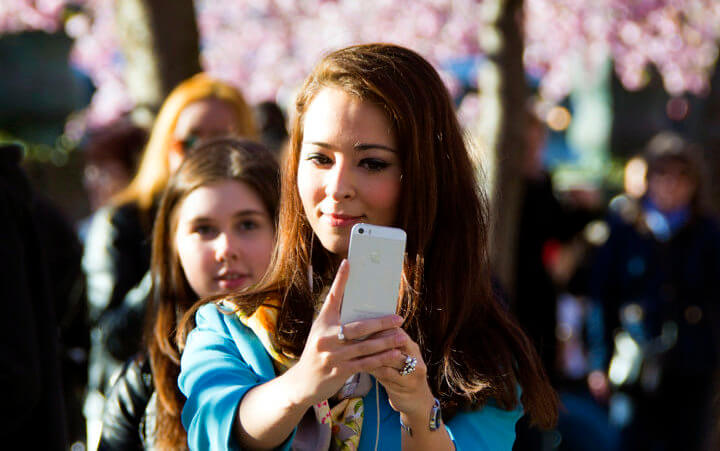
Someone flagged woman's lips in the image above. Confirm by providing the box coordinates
[324,213,363,227]
[216,273,250,291]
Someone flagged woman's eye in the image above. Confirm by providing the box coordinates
[235,220,259,232]
[360,158,390,172]
[193,224,218,238]
[180,135,199,151]
[306,153,333,166]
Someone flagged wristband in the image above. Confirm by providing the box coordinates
[399,398,442,436]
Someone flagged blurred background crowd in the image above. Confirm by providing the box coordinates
[2,1,720,450]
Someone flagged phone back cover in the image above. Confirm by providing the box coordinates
[341,228,405,324]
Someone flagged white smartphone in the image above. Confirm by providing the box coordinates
[340,223,407,325]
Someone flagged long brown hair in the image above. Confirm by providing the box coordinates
[180,44,558,426]
[114,73,258,217]
[148,138,279,449]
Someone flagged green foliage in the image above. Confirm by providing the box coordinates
[0,130,79,166]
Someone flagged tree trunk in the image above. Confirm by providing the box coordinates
[478,0,527,302]
[115,0,201,121]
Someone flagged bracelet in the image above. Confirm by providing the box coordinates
[429,397,442,431]
[399,416,413,436]
[399,398,442,436]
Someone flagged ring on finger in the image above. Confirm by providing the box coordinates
[399,355,417,376]
[337,325,346,342]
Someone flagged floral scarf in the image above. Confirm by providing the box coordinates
[233,297,367,451]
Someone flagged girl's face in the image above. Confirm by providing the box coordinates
[174,180,274,297]
[297,87,402,258]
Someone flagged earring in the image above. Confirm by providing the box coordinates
[307,233,314,292]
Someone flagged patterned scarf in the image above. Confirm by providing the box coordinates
[233,298,366,451]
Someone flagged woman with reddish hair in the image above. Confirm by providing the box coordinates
[179,44,558,450]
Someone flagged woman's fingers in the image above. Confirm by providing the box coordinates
[341,314,403,340]
[342,329,406,360]
[372,366,408,384]
[346,347,404,374]
[318,259,350,323]
[368,332,427,384]
[370,353,428,392]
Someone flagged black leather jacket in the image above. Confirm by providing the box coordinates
[98,356,155,450]
[84,202,154,396]
[84,202,153,323]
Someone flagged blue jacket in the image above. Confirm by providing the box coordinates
[179,303,523,450]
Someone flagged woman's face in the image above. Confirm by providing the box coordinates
[169,98,240,172]
[647,162,697,213]
[174,180,274,298]
[297,87,402,258]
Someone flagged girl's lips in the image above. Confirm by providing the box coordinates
[324,214,363,227]
[216,273,250,291]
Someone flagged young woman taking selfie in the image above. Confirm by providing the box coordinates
[179,44,558,450]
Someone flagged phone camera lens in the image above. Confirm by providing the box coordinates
[358,228,364,234]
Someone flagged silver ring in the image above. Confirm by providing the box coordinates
[337,325,346,342]
[399,355,417,376]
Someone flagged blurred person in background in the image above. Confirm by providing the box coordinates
[514,107,601,385]
[513,108,605,451]
[253,100,289,158]
[98,138,279,450]
[0,141,81,449]
[588,132,720,451]
[82,73,257,448]
[78,118,147,242]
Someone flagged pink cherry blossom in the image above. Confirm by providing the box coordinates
[525,0,720,100]
[3,0,720,130]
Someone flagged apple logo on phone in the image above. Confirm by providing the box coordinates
[370,251,381,264]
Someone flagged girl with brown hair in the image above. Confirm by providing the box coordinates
[83,76,258,445]
[179,44,558,450]
[98,138,279,449]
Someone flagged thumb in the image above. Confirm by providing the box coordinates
[319,259,349,323]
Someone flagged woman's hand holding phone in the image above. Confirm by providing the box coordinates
[285,260,406,407]
[235,261,407,449]
[369,330,435,419]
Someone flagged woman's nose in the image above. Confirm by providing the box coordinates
[324,159,355,201]
[215,233,239,262]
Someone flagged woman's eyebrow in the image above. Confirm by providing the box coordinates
[188,209,266,224]
[303,141,332,149]
[354,143,397,153]
[232,209,267,218]
[303,141,396,153]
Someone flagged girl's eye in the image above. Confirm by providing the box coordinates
[235,220,259,232]
[360,158,390,172]
[306,153,333,166]
[193,224,218,238]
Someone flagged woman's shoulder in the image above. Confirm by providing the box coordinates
[110,201,149,235]
[447,396,524,450]
[108,355,154,406]
[189,302,259,352]
[195,301,238,329]
[185,301,278,380]
[194,298,276,331]
[99,355,154,450]
[85,201,145,245]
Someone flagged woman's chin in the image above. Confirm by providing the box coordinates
[316,235,349,259]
